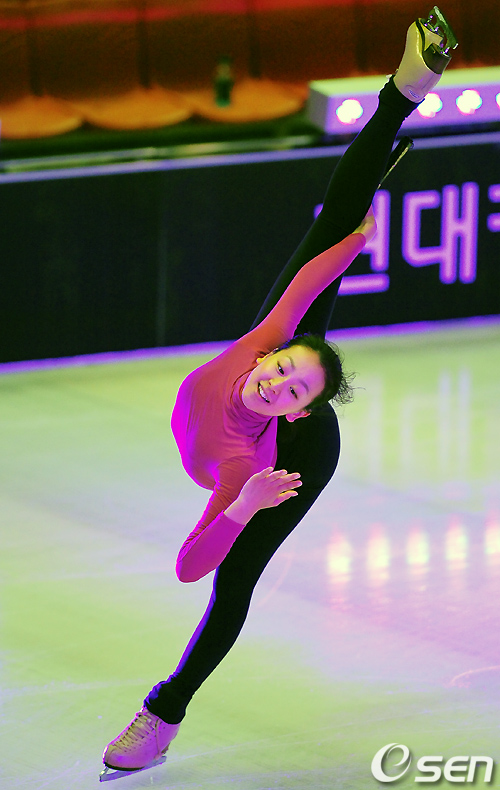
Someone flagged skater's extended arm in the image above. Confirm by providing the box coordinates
[241,226,372,352]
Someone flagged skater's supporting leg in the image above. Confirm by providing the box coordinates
[144,403,340,723]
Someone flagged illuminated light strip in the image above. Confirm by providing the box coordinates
[2,131,500,185]
[2,316,499,375]
[339,274,389,294]
[308,67,500,134]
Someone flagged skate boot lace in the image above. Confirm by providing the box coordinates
[116,710,157,753]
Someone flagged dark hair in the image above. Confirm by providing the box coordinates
[275,333,355,410]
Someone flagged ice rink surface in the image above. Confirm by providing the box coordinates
[1,318,500,789]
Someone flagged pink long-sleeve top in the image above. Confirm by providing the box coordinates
[172,231,366,582]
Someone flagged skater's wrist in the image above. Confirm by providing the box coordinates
[224,495,257,526]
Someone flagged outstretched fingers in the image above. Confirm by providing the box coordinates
[236,467,303,515]
[269,469,302,505]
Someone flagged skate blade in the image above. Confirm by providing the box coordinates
[426,6,458,53]
[99,755,167,782]
[378,136,414,188]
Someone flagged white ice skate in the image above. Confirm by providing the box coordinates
[100,706,180,781]
[394,6,458,103]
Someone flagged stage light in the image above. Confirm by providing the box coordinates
[309,67,500,134]
[417,92,443,118]
[456,89,482,115]
[336,98,363,125]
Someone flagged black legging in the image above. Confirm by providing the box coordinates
[145,78,417,724]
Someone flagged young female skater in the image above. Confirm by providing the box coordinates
[101,7,457,776]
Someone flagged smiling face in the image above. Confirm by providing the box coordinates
[241,345,326,420]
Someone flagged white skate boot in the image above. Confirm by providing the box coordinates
[100,706,180,781]
[394,6,458,103]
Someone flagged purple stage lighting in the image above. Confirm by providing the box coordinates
[418,93,443,119]
[336,98,364,125]
[308,67,500,135]
[456,89,483,115]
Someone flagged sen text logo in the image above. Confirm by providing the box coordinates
[371,743,495,783]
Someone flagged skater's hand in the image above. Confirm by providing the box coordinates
[225,467,302,525]
[354,205,377,243]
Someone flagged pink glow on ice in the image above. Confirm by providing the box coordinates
[366,524,390,585]
[406,524,430,571]
[445,517,468,571]
[327,529,353,583]
[485,515,500,567]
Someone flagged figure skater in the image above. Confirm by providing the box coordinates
[101,7,457,778]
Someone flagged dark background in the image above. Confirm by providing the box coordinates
[1,135,499,363]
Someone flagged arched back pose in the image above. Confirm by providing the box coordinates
[101,7,457,778]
